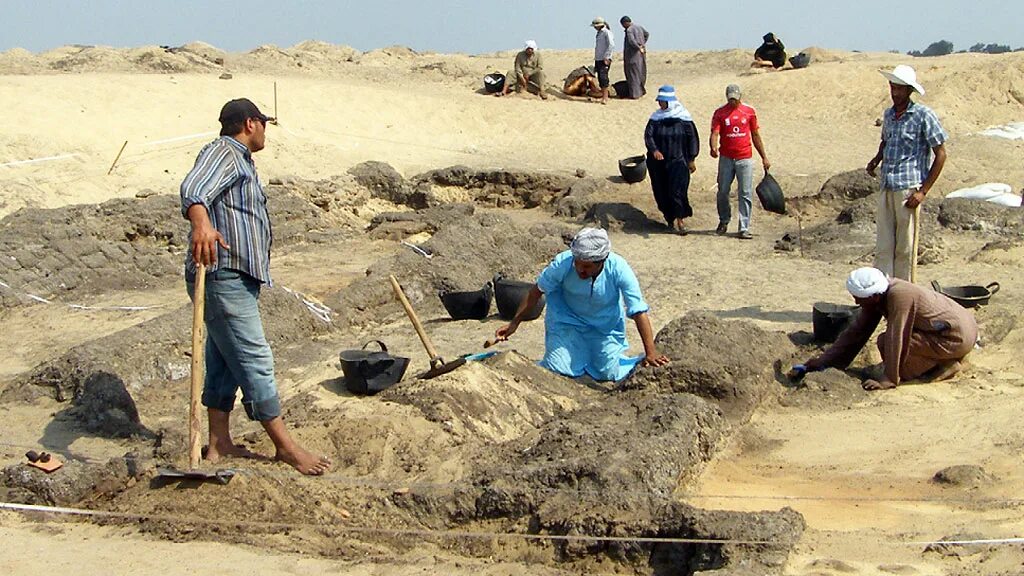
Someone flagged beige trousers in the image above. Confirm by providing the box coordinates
[874,188,918,281]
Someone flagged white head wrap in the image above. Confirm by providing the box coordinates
[846,267,889,298]
[525,40,538,50]
[570,227,610,262]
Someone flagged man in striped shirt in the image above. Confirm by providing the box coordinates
[180,98,331,475]
[867,65,947,281]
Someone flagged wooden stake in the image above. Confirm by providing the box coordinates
[106,140,128,175]
[911,205,921,284]
[797,214,804,258]
[189,263,207,470]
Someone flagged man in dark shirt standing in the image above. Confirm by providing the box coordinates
[180,98,331,475]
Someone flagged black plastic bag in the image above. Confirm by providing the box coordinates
[756,172,786,214]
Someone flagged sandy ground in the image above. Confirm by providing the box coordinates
[2,43,1024,575]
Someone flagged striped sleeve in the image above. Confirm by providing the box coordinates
[180,143,240,218]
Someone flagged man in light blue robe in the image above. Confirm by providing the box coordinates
[494,228,669,381]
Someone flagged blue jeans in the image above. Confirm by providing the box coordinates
[186,268,281,421]
[716,156,755,232]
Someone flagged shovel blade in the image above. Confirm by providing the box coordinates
[417,357,467,380]
[156,467,235,485]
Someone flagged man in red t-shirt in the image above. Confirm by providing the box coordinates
[709,84,770,239]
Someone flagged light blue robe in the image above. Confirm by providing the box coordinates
[535,251,649,381]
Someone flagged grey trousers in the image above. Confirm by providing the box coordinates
[716,156,755,232]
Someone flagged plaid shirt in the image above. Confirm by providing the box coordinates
[879,101,947,191]
[180,136,273,284]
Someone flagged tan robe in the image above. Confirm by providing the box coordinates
[815,279,978,385]
[507,49,545,93]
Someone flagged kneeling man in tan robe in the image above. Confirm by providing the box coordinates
[804,267,978,390]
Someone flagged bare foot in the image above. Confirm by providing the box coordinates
[674,219,688,235]
[539,93,549,100]
[276,447,332,476]
[929,359,962,382]
[862,378,897,391]
[203,443,266,463]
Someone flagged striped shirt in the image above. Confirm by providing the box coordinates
[180,136,273,284]
[880,102,947,191]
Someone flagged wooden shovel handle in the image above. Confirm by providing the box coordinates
[189,263,207,469]
[389,275,441,363]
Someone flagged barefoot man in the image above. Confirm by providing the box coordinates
[801,267,977,391]
[180,98,331,475]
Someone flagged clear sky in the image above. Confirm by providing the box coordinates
[3,0,1021,55]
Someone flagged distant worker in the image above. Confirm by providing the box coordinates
[562,65,603,98]
[497,40,547,99]
[591,17,615,104]
[799,267,977,391]
[645,85,700,234]
[752,32,787,69]
[867,65,947,281]
[620,16,649,99]
[710,84,770,239]
[494,227,670,382]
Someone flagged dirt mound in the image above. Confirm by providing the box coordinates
[414,165,577,209]
[630,312,795,423]
[76,349,803,574]
[939,198,1024,236]
[329,211,572,327]
[349,161,437,209]
[797,46,846,64]
[0,189,350,308]
[2,287,333,411]
[2,454,144,506]
[0,47,43,73]
[359,45,421,66]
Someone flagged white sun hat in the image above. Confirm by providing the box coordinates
[880,64,925,96]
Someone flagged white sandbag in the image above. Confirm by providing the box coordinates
[946,183,1022,207]
[979,121,1024,140]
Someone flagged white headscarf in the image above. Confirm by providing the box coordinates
[525,40,538,50]
[846,267,890,298]
[570,227,611,262]
[650,100,693,122]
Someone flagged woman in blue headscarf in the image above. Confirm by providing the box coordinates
[645,85,700,234]
[493,227,670,382]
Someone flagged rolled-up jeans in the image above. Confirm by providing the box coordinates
[186,268,282,421]
[716,156,755,232]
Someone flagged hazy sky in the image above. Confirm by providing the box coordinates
[4,1,1021,55]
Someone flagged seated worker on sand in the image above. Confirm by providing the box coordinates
[562,65,604,98]
[800,267,978,391]
[752,32,787,69]
[493,227,670,381]
[497,40,548,99]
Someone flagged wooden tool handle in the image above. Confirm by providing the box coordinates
[189,263,207,469]
[389,275,441,363]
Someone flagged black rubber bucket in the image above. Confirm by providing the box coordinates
[931,280,999,308]
[812,302,860,343]
[618,155,648,184]
[494,274,545,321]
[439,282,493,320]
[483,73,505,93]
[339,341,409,395]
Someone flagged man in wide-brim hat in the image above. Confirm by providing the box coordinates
[590,16,614,104]
[866,64,947,281]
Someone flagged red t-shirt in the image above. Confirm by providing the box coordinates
[711,103,759,160]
